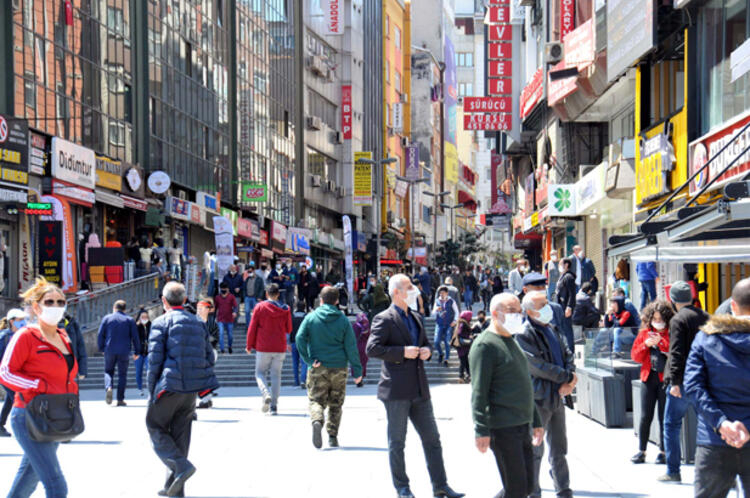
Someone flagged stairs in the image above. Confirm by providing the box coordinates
[78,316,466,390]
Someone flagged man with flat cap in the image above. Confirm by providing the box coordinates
[522,272,574,351]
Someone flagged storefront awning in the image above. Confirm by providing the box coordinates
[458,190,477,212]
[629,243,750,264]
[666,198,750,242]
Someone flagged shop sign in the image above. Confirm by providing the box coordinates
[523,215,533,232]
[145,207,165,227]
[689,108,750,195]
[324,0,342,35]
[483,214,510,226]
[353,151,373,206]
[576,163,606,213]
[520,68,544,120]
[488,78,512,97]
[0,115,29,185]
[167,196,191,221]
[464,97,512,113]
[488,60,512,78]
[0,187,27,203]
[405,146,420,181]
[607,0,655,83]
[271,221,287,244]
[190,203,203,225]
[29,132,46,176]
[560,0,575,39]
[488,24,512,42]
[261,248,274,259]
[548,184,577,216]
[488,43,512,59]
[238,218,254,239]
[52,180,95,206]
[25,202,52,216]
[638,133,673,204]
[548,18,595,106]
[41,195,78,292]
[524,173,535,214]
[123,164,144,197]
[341,85,352,139]
[121,194,147,211]
[489,5,509,23]
[51,137,95,189]
[196,191,219,212]
[95,155,123,191]
[392,103,403,133]
[394,178,408,198]
[463,113,511,131]
[249,219,260,241]
[286,227,312,255]
[241,182,267,202]
[38,220,63,285]
[220,207,238,235]
[259,229,269,246]
[147,170,171,194]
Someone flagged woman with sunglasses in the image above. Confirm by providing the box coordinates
[0,277,78,497]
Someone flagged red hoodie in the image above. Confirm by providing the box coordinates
[0,326,79,408]
[630,326,670,382]
[246,300,292,353]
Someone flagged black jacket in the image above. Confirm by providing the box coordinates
[137,320,151,356]
[515,318,575,411]
[222,272,244,299]
[556,271,577,311]
[463,274,478,293]
[665,304,709,387]
[572,291,601,328]
[61,316,88,376]
[366,305,432,401]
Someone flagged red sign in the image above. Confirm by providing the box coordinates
[548,19,595,106]
[520,68,544,120]
[488,0,510,4]
[463,114,512,131]
[560,0,575,40]
[238,218,253,239]
[488,60,512,78]
[464,97,512,113]
[489,6,509,23]
[121,195,147,211]
[689,108,750,195]
[341,85,352,140]
[259,229,269,246]
[488,78,512,96]
[190,203,202,224]
[488,24,512,42]
[488,43,512,59]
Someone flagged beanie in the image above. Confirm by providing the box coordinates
[669,281,693,304]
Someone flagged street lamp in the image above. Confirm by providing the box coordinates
[440,202,464,242]
[456,213,479,264]
[423,190,451,265]
[396,175,430,269]
[356,156,398,278]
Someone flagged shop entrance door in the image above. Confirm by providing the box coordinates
[0,224,13,298]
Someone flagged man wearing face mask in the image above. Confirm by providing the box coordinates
[522,272,573,351]
[367,274,464,498]
[470,293,544,498]
[572,245,596,292]
[517,291,576,498]
[98,300,141,406]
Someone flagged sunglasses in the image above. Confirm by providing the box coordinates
[42,299,66,307]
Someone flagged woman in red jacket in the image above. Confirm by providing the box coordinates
[0,277,78,497]
[629,299,673,465]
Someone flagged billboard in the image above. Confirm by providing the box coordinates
[444,35,458,185]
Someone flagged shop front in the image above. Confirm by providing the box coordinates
[94,155,147,245]
[236,217,261,267]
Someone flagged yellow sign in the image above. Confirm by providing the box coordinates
[1,168,28,184]
[445,143,458,184]
[531,211,539,227]
[353,151,373,206]
[95,155,123,192]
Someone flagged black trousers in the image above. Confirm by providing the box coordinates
[146,392,197,480]
[695,445,750,498]
[104,353,130,402]
[1,386,14,427]
[531,403,572,498]
[638,371,666,452]
[458,356,470,378]
[490,424,534,498]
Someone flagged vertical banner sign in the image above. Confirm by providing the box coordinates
[343,215,354,311]
[213,216,234,284]
[444,35,459,184]
[560,0,575,39]
[341,85,353,139]
[324,0,342,35]
[353,151,373,206]
[38,221,63,285]
[405,146,420,181]
[41,195,78,293]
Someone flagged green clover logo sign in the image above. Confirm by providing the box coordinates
[554,187,572,211]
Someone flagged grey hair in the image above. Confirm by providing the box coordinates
[521,290,546,312]
[489,293,519,315]
[162,281,187,306]
[388,274,411,297]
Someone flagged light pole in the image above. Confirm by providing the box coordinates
[396,175,430,269]
[423,190,451,266]
[356,156,398,278]
[457,213,479,266]
[440,202,464,243]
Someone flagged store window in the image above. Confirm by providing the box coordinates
[394,25,401,50]
[699,0,750,133]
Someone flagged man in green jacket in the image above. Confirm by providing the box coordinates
[296,286,363,449]
[469,292,544,498]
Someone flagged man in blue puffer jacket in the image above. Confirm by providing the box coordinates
[146,281,220,497]
[684,278,750,498]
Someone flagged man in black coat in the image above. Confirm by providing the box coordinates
[60,314,88,380]
[366,274,464,498]
[523,272,574,351]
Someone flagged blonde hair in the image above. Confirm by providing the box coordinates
[20,277,64,305]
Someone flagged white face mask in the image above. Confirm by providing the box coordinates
[652,321,666,330]
[533,304,554,325]
[502,312,525,334]
[406,287,420,308]
[39,306,66,326]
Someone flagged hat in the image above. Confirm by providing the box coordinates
[522,272,547,287]
[6,309,25,321]
[670,281,693,304]
[249,261,255,267]
[460,310,473,321]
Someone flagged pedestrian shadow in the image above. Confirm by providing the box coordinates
[321,446,388,452]
[65,440,122,445]
[0,453,23,457]
[203,406,250,411]
[268,413,307,418]
[571,491,649,497]
[197,419,239,424]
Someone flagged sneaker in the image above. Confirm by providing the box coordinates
[197,399,213,409]
[228,347,233,354]
[631,451,646,464]
[139,389,145,397]
[0,426,10,437]
[312,421,323,449]
[261,395,271,413]
[655,452,666,464]
[270,405,277,416]
[443,360,449,367]
[328,435,339,447]
[299,384,307,390]
[657,473,681,482]
[105,387,113,405]
[220,349,225,354]
[438,354,444,363]
[116,400,127,407]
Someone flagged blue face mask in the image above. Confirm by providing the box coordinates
[535,304,554,325]
[13,319,27,330]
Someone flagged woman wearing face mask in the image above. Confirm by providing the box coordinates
[0,277,78,497]
[134,309,151,396]
[0,309,27,437]
[629,300,673,465]
[451,310,476,382]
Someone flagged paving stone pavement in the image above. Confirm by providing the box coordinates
[0,384,706,498]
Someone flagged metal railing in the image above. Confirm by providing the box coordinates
[67,273,164,332]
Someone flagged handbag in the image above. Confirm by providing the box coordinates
[650,348,667,373]
[24,393,85,443]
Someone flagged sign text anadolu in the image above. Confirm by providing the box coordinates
[324,0,343,35]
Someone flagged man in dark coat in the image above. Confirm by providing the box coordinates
[221,264,244,302]
[97,299,140,406]
[147,282,219,497]
[523,272,574,351]
[572,245,596,292]
[366,274,464,498]
[60,314,88,380]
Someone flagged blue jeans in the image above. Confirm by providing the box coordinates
[434,324,452,361]
[640,279,657,310]
[218,322,233,351]
[612,328,636,354]
[664,388,690,475]
[170,263,181,281]
[245,297,258,319]
[291,343,308,386]
[8,407,68,497]
[463,289,473,310]
[134,355,147,390]
[207,271,216,296]
[104,353,130,402]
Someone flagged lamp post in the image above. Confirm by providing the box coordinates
[456,213,479,266]
[423,190,451,265]
[396,175,430,269]
[440,202,464,243]
[356,156,398,278]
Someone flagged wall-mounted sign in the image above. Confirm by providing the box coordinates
[0,187,27,203]
[0,115,29,185]
[52,180,95,207]
[324,0,342,35]
[405,146,420,181]
[520,68,544,120]
[576,163,607,213]
[638,133,673,204]
[38,220,63,285]
[548,18,595,106]
[125,166,143,194]
[29,131,46,176]
[286,227,312,255]
[241,182,268,202]
[271,221,287,244]
[607,0,655,83]
[166,196,191,221]
[341,85,352,139]
[259,229,269,246]
[147,170,171,194]
[26,202,52,215]
[488,43,512,59]
[392,103,403,133]
[190,203,203,225]
[560,0,575,39]
[488,24,512,41]
[95,155,123,191]
[488,78,512,96]
[464,97,512,113]
[238,218,254,239]
[51,137,95,189]
[353,151,373,206]
[548,184,577,216]
[463,113,511,131]
[196,191,219,211]
[121,195,147,211]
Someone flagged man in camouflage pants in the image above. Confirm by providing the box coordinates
[296,286,363,448]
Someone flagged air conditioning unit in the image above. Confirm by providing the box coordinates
[337,186,346,197]
[335,131,344,144]
[326,180,336,192]
[310,174,322,188]
[177,189,187,200]
[387,211,395,224]
[326,68,334,81]
[400,136,409,147]
[308,55,325,76]
[306,116,323,130]
[519,0,535,6]
[545,42,564,65]
[400,93,408,104]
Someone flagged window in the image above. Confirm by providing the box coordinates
[394,71,401,93]
[394,26,401,50]
[386,60,390,82]
[385,15,389,38]
[23,71,35,108]
[107,7,125,34]
[109,122,126,146]
[458,82,473,96]
[457,52,473,67]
